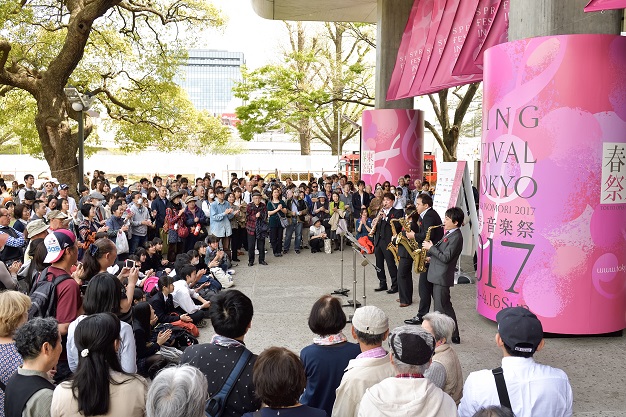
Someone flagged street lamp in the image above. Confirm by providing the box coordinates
[64,87,94,192]
[341,115,362,181]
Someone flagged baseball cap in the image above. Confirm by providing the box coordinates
[352,306,388,335]
[59,184,69,190]
[496,307,544,354]
[43,229,76,264]
[388,325,435,366]
[88,192,104,200]
[26,219,49,237]
[46,210,69,220]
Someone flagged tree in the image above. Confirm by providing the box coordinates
[0,0,229,189]
[424,82,481,162]
[234,21,374,156]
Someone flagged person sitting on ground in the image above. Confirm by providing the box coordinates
[132,302,171,379]
[243,347,326,417]
[422,311,463,404]
[332,306,395,417]
[181,290,261,417]
[308,217,327,253]
[66,272,137,374]
[172,264,211,326]
[300,295,361,416]
[148,275,194,324]
[458,307,573,417]
[4,317,61,417]
[146,365,208,417]
[51,313,147,417]
[358,325,457,417]
[0,291,31,416]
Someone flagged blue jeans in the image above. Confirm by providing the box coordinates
[129,234,147,255]
[284,220,303,251]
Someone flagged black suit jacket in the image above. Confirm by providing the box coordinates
[373,208,404,248]
[151,198,168,230]
[416,208,444,247]
[149,292,179,323]
[351,191,372,216]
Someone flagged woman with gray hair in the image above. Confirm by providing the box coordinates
[422,311,464,405]
[146,365,208,417]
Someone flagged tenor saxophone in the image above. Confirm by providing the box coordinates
[386,218,402,263]
[416,224,443,273]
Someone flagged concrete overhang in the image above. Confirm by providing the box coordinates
[251,0,377,23]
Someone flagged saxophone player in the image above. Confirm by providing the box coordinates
[396,204,421,307]
[404,194,444,325]
[372,192,404,293]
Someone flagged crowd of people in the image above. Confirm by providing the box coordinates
[0,171,573,417]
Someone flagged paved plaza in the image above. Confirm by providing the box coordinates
[199,247,626,417]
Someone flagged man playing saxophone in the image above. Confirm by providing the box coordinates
[396,204,421,307]
[372,192,404,293]
[404,194,444,325]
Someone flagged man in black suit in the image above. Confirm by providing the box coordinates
[422,207,464,343]
[396,205,421,307]
[404,194,444,324]
[351,180,372,223]
[372,192,404,293]
[151,186,169,254]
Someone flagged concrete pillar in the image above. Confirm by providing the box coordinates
[376,0,414,109]
[509,0,622,41]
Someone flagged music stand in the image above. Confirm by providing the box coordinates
[332,219,350,297]
[343,231,380,321]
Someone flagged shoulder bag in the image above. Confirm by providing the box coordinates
[205,349,253,417]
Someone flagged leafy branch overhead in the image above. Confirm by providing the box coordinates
[234,21,375,155]
[0,0,228,186]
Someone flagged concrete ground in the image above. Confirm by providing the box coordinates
[198,247,626,417]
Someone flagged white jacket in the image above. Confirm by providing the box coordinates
[358,377,458,417]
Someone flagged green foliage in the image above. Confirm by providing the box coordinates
[234,22,374,154]
[0,0,229,162]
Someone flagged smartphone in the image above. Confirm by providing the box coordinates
[125,259,136,268]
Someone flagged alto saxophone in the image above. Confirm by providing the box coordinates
[393,218,423,273]
[416,224,443,273]
[386,218,402,263]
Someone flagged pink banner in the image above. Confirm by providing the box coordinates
[361,109,424,187]
[388,0,508,100]
[479,34,626,334]
[387,0,434,101]
[452,0,501,77]
[585,0,626,11]
[473,0,510,70]
[428,0,482,91]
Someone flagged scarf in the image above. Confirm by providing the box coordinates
[313,332,348,346]
[212,334,245,348]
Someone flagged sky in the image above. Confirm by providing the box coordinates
[198,0,287,69]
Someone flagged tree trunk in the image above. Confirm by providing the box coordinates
[35,87,80,194]
[442,127,459,162]
[299,131,311,155]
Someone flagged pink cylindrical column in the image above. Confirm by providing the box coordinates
[361,109,424,187]
[479,34,626,334]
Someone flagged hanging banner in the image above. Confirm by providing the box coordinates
[584,0,626,11]
[479,34,626,334]
[361,109,424,186]
[388,0,508,100]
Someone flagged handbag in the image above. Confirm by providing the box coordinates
[115,230,129,254]
[279,214,289,228]
[171,320,200,337]
[255,218,269,236]
[159,345,183,363]
[324,238,333,254]
[177,222,189,238]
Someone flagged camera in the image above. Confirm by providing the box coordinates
[125,259,136,268]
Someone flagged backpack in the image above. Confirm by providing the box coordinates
[28,267,71,320]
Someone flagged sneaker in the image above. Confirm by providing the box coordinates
[227,269,236,275]
[196,320,208,329]
[295,249,300,254]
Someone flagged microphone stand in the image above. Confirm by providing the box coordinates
[332,221,350,297]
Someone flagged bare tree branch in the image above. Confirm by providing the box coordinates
[425,120,453,161]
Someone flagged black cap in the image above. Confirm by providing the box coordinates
[496,307,544,354]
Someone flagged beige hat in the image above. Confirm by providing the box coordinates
[185,196,198,204]
[352,306,389,335]
[26,219,50,237]
[46,210,69,220]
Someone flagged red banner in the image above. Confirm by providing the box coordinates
[584,0,626,11]
[387,0,508,100]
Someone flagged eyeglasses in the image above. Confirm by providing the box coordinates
[0,213,9,218]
